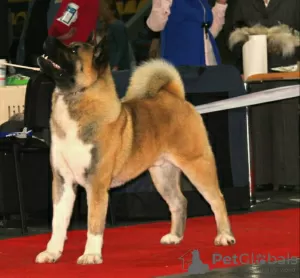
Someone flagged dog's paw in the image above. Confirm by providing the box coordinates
[214,232,236,246]
[160,233,183,245]
[77,254,103,265]
[35,250,61,263]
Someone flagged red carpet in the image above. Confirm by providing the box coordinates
[0,208,299,278]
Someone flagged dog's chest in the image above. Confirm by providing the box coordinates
[51,96,93,184]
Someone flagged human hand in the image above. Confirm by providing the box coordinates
[112,66,118,71]
[216,0,227,4]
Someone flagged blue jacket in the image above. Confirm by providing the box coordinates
[161,0,221,66]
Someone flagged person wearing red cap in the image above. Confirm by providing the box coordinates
[48,0,99,45]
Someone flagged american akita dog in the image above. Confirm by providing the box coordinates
[35,35,235,265]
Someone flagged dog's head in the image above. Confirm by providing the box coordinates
[37,33,109,92]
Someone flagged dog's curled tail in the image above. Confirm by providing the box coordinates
[124,59,185,101]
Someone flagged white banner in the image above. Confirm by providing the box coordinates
[195,85,300,114]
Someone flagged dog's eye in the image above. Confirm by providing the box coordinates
[71,46,79,54]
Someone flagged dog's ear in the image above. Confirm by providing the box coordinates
[87,31,102,46]
[93,35,109,70]
[87,31,96,45]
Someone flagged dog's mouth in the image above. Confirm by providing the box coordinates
[40,54,62,70]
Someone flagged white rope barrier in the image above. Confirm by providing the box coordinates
[0,61,40,71]
[196,85,300,114]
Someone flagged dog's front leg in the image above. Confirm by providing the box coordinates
[77,174,110,265]
[36,171,76,263]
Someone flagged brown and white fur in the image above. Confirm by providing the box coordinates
[35,35,236,265]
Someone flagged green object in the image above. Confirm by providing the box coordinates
[6,74,30,86]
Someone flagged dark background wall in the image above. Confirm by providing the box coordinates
[0,0,9,59]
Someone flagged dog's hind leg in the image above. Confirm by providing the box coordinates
[149,161,187,245]
[36,170,76,263]
[176,152,236,246]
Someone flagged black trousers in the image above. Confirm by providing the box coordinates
[249,81,300,189]
[0,0,8,59]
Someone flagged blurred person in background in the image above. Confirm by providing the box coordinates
[48,0,63,29]
[102,1,131,71]
[228,0,300,71]
[228,0,300,192]
[0,0,9,61]
[17,0,99,67]
[146,0,228,66]
[48,0,99,45]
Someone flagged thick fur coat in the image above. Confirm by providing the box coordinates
[34,35,235,265]
[229,24,300,57]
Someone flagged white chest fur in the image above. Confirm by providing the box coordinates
[51,95,93,186]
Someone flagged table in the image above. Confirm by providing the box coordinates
[246,71,300,82]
